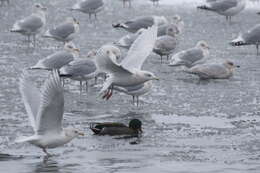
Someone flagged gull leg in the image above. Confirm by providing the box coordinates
[94,77,97,85]
[257,44,259,56]
[85,81,88,92]
[123,0,125,8]
[132,96,135,105]
[166,55,169,61]
[129,0,132,8]
[94,13,97,20]
[226,16,228,21]
[43,148,51,156]
[137,96,139,107]
[106,85,113,100]
[80,80,82,93]
[160,55,163,63]
[102,89,110,99]
[89,13,91,20]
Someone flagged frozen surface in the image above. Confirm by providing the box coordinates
[0,0,260,173]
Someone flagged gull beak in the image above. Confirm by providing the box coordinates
[76,21,80,25]
[78,132,84,136]
[206,46,210,49]
[41,7,47,11]
[74,48,80,52]
[154,77,160,80]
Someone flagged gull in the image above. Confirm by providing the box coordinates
[59,47,121,92]
[197,0,246,22]
[169,41,210,68]
[43,17,80,44]
[112,81,152,106]
[70,0,104,20]
[186,60,240,79]
[158,15,184,36]
[29,42,80,70]
[115,28,145,49]
[95,25,159,100]
[112,16,168,33]
[10,4,47,46]
[230,24,260,55]
[59,59,98,92]
[153,24,179,63]
[17,70,84,156]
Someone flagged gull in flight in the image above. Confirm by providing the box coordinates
[17,70,84,156]
[95,25,159,100]
[10,4,47,46]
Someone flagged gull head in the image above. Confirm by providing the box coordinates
[166,24,180,37]
[153,16,168,26]
[224,60,240,70]
[197,40,210,53]
[139,71,159,82]
[35,3,47,11]
[86,49,97,59]
[64,42,80,55]
[100,45,122,62]
[65,128,84,139]
[172,15,182,23]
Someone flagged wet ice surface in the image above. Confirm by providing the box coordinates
[1,0,260,172]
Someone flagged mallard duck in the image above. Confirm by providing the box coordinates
[90,119,142,136]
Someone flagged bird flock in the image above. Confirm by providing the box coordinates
[2,0,258,155]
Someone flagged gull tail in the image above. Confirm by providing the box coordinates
[15,136,36,143]
[112,23,127,29]
[42,30,53,38]
[197,5,213,11]
[230,33,247,47]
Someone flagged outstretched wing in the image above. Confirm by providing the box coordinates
[95,45,132,75]
[121,24,158,71]
[19,72,41,132]
[36,70,64,135]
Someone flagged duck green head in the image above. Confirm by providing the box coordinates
[129,119,142,133]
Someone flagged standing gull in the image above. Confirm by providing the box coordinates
[43,17,80,44]
[115,28,145,49]
[96,25,159,100]
[17,70,84,156]
[71,0,104,20]
[10,4,47,45]
[153,24,179,63]
[231,24,260,55]
[169,41,210,68]
[60,47,121,92]
[186,60,239,79]
[112,81,152,106]
[158,15,184,37]
[30,42,79,70]
[112,16,168,33]
[197,0,246,22]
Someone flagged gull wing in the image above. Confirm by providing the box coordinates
[95,47,132,75]
[19,72,41,132]
[121,24,158,71]
[210,0,238,12]
[36,70,64,135]
[16,14,43,32]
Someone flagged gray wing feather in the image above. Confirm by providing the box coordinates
[210,0,238,12]
[244,24,260,44]
[62,59,97,76]
[49,23,75,39]
[17,15,43,32]
[38,51,74,69]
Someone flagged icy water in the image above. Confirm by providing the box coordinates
[0,0,260,172]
